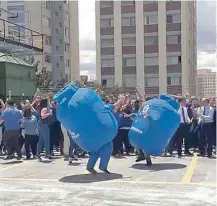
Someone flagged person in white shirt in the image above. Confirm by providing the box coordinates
[174,97,193,157]
[196,98,214,157]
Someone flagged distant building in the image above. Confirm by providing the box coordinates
[197,69,216,98]
[0,0,80,84]
[95,0,197,96]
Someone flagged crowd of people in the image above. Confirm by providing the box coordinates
[0,88,216,167]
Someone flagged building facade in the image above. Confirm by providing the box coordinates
[96,0,197,96]
[197,69,216,98]
[0,0,80,84]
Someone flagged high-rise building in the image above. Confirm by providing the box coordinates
[0,0,80,84]
[95,0,197,96]
[197,69,217,98]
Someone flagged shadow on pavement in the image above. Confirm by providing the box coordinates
[68,162,82,166]
[132,163,187,171]
[0,160,23,165]
[59,173,123,183]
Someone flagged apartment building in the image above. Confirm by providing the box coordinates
[0,0,79,83]
[197,69,216,98]
[96,0,197,96]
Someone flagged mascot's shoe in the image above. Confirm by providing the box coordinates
[99,168,111,174]
[146,159,152,166]
[87,168,97,175]
[136,156,145,162]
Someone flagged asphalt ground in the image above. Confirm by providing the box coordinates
[0,153,216,206]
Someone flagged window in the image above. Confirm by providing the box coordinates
[144,15,158,25]
[65,59,70,67]
[101,59,114,67]
[122,1,135,6]
[43,15,51,28]
[60,56,63,61]
[100,1,113,8]
[123,58,136,67]
[56,63,60,68]
[64,43,70,52]
[167,13,181,23]
[101,39,114,47]
[44,1,51,10]
[60,39,63,44]
[122,37,136,46]
[144,36,158,45]
[167,75,181,85]
[145,77,159,86]
[102,79,114,88]
[45,54,51,63]
[100,18,114,27]
[167,56,181,65]
[144,56,158,66]
[143,0,157,4]
[167,35,181,44]
[59,5,62,11]
[124,76,136,87]
[59,22,62,27]
[56,29,58,34]
[56,46,59,51]
[64,10,68,21]
[64,27,69,36]
[44,35,52,46]
[122,17,135,26]
[55,11,58,16]
[7,5,25,23]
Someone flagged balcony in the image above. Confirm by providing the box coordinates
[0,18,43,56]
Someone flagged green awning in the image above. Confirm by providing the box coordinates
[0,53,32,67]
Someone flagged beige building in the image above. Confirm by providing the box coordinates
[0,0,80,83]
[197,69,217,98]
[95,0,197,96]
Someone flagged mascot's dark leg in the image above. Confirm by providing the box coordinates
[136,149,152,166]
[87,141,113,174]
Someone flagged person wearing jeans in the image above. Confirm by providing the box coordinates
[21,108,39,159]
[0,100,22,160]
[36,99,52,161]
[67,130,78,164]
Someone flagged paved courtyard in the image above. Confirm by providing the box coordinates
[0,154,216,206]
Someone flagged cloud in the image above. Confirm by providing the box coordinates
[197,52,216,70]
[197,1,216,53]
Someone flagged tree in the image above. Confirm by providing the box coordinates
[56,74,69,89]
[35,67,53,90]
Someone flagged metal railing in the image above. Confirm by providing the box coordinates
[0,17,43,52]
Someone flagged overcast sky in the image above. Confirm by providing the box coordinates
[78,0,216,78]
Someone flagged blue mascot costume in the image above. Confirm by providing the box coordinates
[54,84,118,174]
[129,95,180,165]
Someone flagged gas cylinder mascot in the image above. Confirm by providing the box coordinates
[54,84,119,174]
[128,94,180,165]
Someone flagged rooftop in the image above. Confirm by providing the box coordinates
[0,53,32,67]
